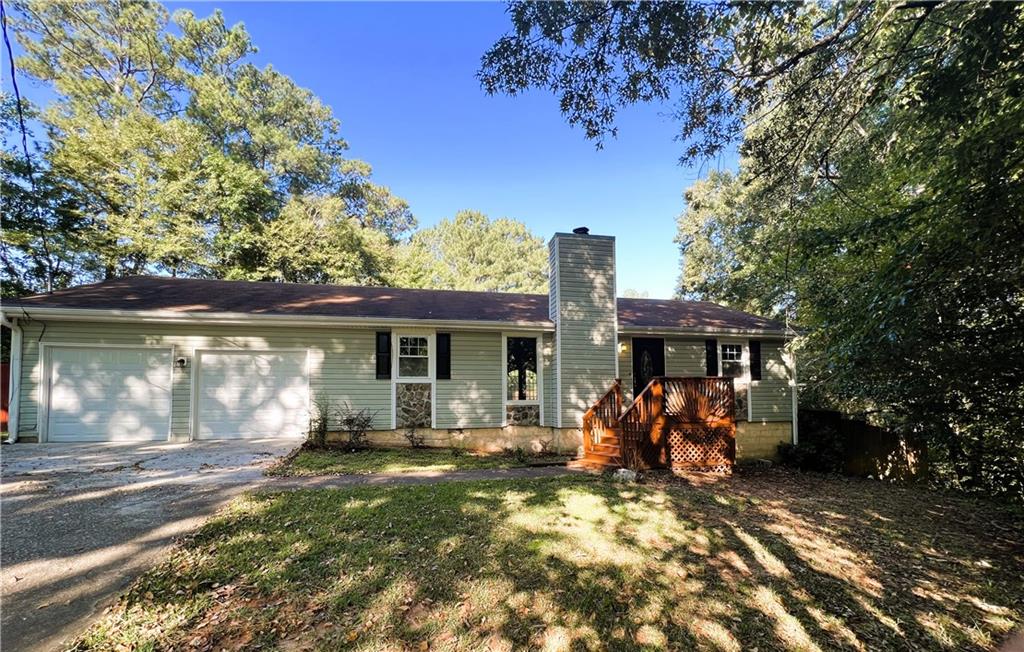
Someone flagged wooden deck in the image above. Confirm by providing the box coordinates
[576,377,737,473]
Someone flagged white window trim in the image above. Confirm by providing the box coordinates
[718,338,753,422]
[395,333,432,381]
[501,332,543,428]
[391,330,436,430]
[37,343,176,443]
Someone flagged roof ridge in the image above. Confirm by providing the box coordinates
[49,274,551,300]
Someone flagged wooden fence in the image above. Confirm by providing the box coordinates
[798,409,927,481]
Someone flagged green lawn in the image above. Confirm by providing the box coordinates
[269,446,568,476]
[73,471,1022,651]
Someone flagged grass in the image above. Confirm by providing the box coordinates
[269,446,568,476]
[73,469,1023,651]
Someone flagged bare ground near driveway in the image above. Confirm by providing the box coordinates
[0,439,297,652]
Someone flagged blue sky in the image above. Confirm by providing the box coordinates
[9,2,736,298]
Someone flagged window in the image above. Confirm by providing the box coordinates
[398,336,429,378]
[506,337,538,402]
[721,343,744,378]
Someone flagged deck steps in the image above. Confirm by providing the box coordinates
[568,457,622,471]
[572,438,624,471]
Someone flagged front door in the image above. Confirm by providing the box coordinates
[632,338,665,397]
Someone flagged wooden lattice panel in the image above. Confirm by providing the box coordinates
[666,424,735,473]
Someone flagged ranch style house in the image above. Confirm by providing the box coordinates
[1,230,798,463]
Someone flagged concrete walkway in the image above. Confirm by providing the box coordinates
[264,464,581,490]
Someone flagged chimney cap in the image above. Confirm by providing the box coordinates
[572,226,590,235]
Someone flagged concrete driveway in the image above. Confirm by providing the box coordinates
[0,439,297,652]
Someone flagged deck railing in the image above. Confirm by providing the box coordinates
[581,378,622,457]
[618,377,736,472]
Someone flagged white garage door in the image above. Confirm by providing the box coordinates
[195,351,309,439]
[47,347,172,442]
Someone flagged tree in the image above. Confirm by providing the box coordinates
[7,0,414,289]
[0,96,92,294]
[620,288,649,299]
[395,211,548,294]
[483,2,1024,498]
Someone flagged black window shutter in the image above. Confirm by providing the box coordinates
[437,333,451,380]
[375,332,391,379]
[705,339,718,377]
[750,340,762,381]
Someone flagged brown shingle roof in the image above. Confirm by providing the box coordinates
[616,297,787,332]
[3,276,789,333]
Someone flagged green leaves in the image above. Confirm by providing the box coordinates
[6,0,414,288]
[393,210,549,294]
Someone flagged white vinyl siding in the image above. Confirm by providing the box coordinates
[45,346,172,442]
[195,351,308,439]
[750,340,794,422]
[15,321,393,440]
[434,331,502,429]
[665,338,706,376]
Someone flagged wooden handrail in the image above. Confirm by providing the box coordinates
[618,376,661,424]
[581,378,622,456]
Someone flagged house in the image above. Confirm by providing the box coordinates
[1,230,797,460]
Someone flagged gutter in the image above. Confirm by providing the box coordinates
[0,306,556,332]
[0,306,798,338]
[0,315,21,444]
[618,325,796,338]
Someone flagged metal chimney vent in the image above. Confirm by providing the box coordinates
[572,226,590,235]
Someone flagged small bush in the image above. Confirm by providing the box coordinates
[403,426,426,448]
[338,404,377,449]
[307,396,332,448]
[778,433,845,473]
[401,402,430,449]
[504,446,529,465]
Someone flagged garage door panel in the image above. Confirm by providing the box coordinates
[196,351,308,439]
[48,347,172,442]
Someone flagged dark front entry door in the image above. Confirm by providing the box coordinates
[632,337,665,397]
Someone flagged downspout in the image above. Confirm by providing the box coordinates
[1,314,21,443]
[786,342,799,446]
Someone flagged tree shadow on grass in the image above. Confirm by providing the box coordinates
[71,471,1023,651]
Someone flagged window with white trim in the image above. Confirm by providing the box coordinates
[721,343,744,378]
[719,342,748,421]
[398,336,429,378]
[506,337,538,402]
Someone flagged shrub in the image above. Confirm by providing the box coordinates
[338,404,377,449]
[402,402,430,449]
[504,446,529,465]
[307,395,332,448]
[778,429,845,473]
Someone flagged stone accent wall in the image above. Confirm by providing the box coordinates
[736,420,793,460]
[396,382,432,428]
[506,404,540,426]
